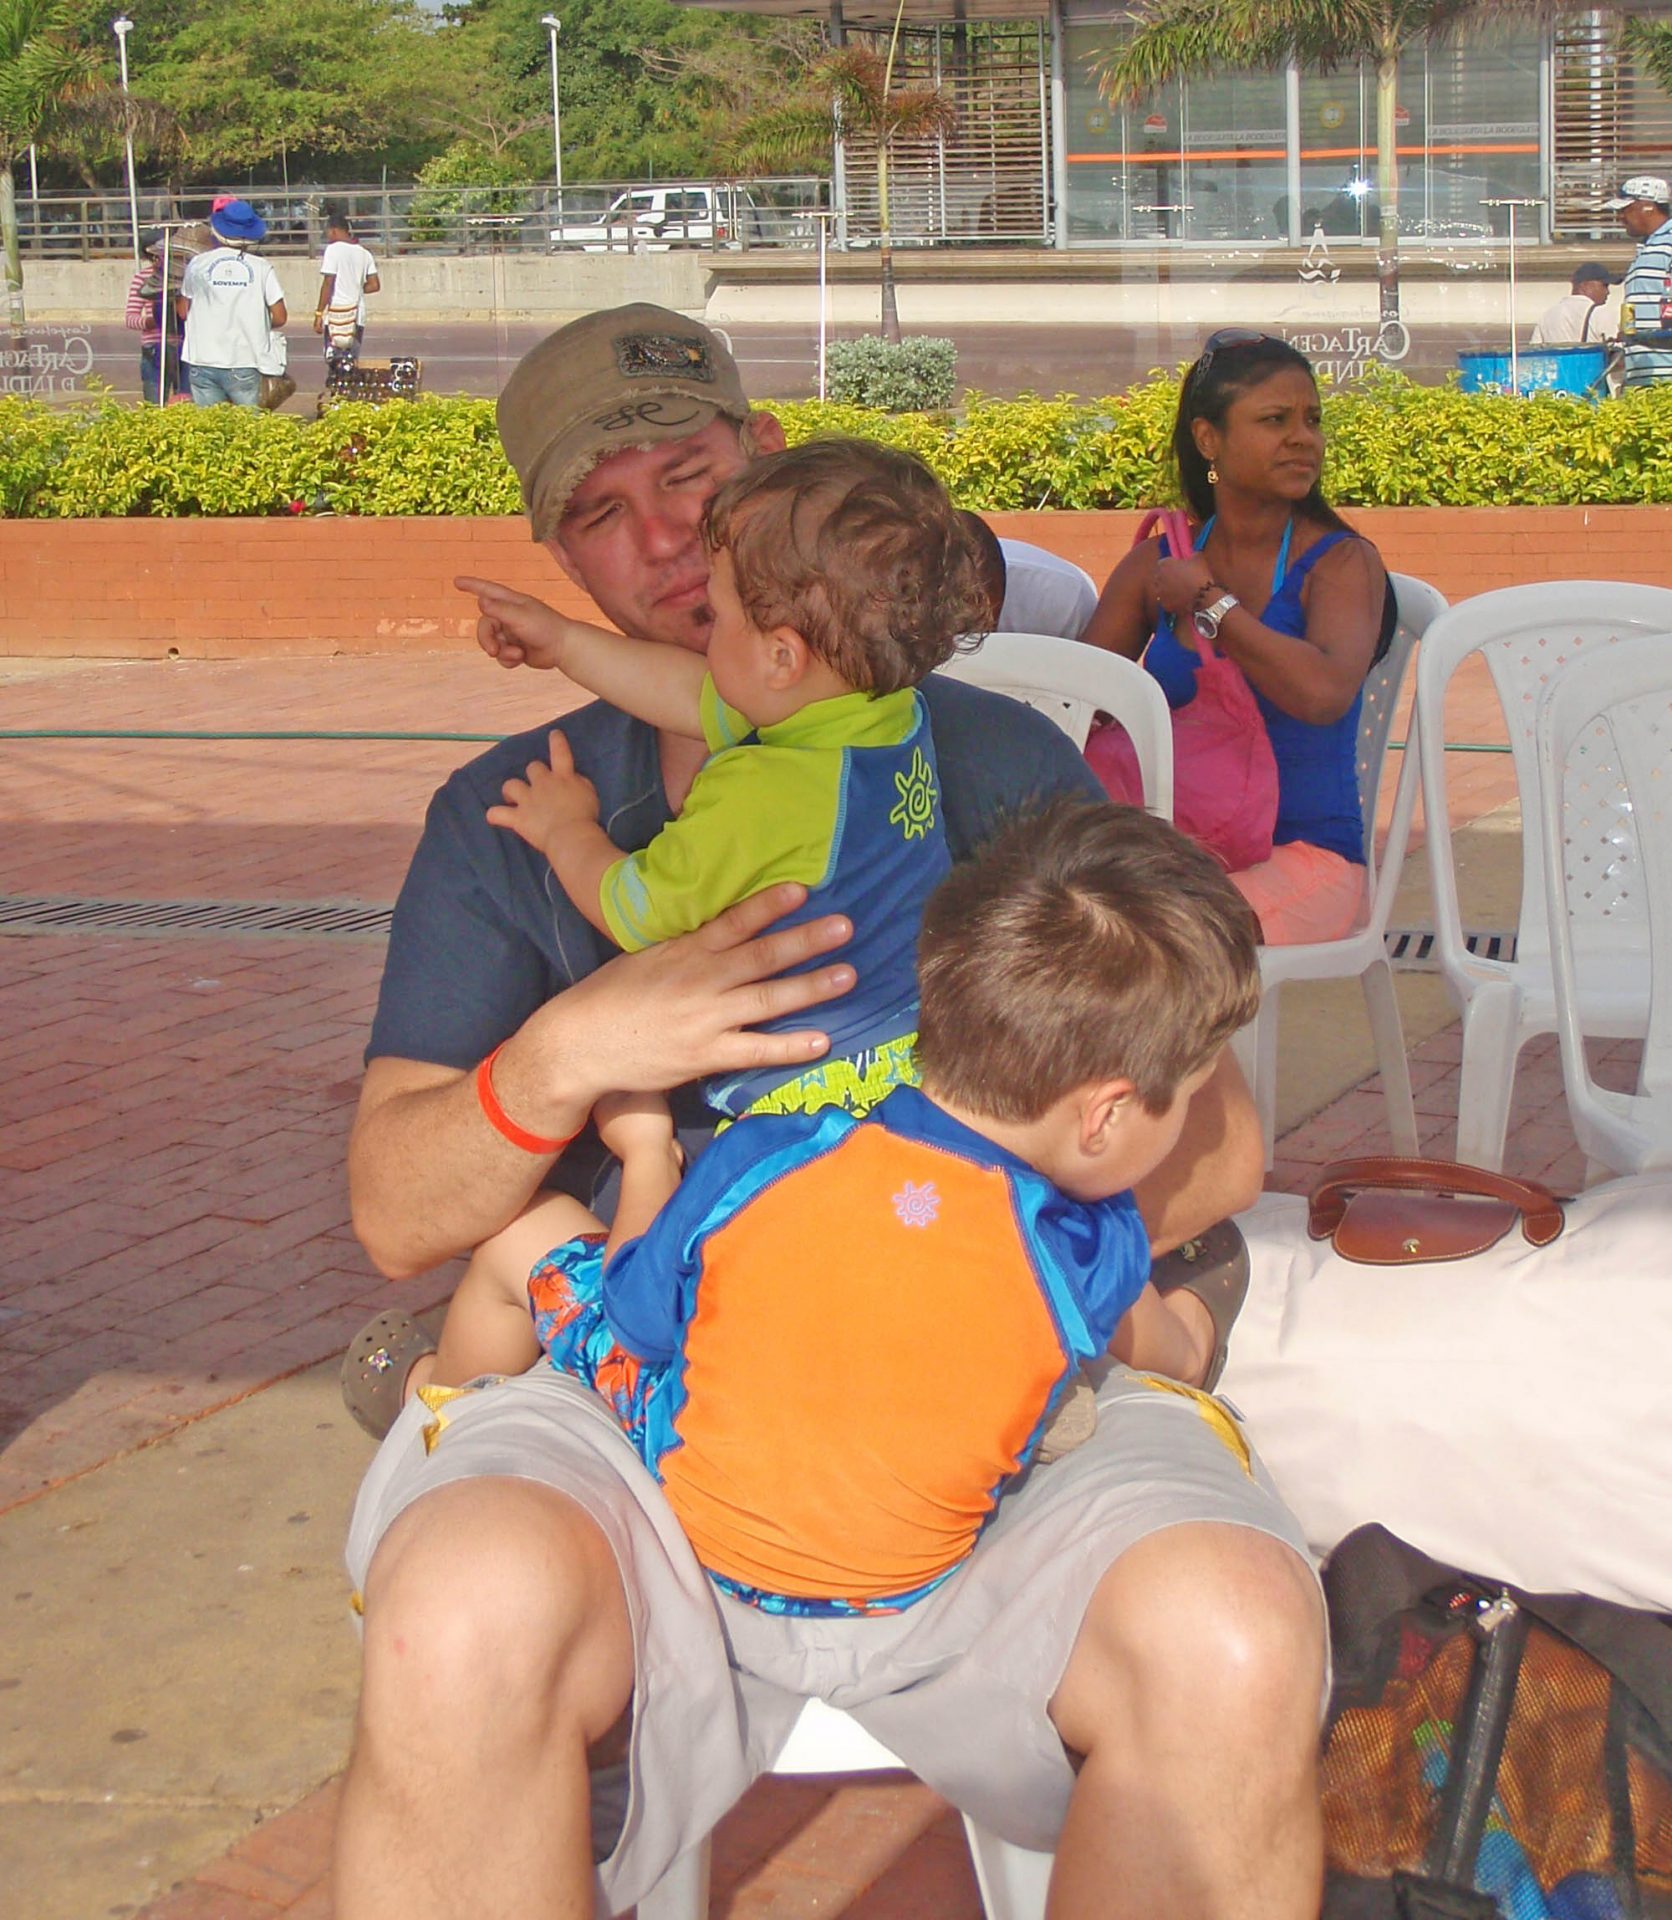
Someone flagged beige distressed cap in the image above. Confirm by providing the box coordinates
[497,304,751,540]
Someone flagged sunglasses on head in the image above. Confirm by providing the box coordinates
[1193,329,1276,383]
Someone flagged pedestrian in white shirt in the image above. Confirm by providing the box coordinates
[176,199,287,409]
[1530,261,1619,346]
[314,212,380,367]
[957,511,1100,641]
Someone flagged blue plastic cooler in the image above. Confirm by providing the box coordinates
[1457,343,1607,396]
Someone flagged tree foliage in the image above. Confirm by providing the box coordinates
[1623,11,1672,93]
[0,0,104,324]
[20,0,814,191]
[131,0,441,177]
[452,0,809,185]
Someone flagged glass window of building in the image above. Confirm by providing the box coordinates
[1061,3,1541,248]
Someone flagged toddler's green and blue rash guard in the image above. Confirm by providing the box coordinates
[599,677,949,1118]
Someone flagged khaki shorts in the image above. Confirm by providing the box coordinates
[346,1362,1316,1915]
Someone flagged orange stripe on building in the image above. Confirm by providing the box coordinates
[1067,141,1538,165]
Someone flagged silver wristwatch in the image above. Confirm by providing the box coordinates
[1195,591,1239,641]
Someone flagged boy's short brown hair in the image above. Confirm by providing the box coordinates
[705,439,990,695]
[916,799,1261,1121]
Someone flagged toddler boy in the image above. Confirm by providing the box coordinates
[458,437,990,1123]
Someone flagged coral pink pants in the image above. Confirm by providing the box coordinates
[1231,841,1365,946]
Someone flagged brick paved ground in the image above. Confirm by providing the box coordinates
[0,646,1611,1919]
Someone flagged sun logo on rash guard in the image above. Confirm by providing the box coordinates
[892,1179,940,1228]
[889,746,938,841]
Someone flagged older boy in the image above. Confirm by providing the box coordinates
[485,804,1265,1623]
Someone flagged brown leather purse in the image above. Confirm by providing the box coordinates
[1307,1157,1566,1266]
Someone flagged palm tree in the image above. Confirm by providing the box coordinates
[822,34,958,342]
[1623,11,1672,91]
[0,0,100,331]
[718,3,956,342]
[1094,1,1583,333]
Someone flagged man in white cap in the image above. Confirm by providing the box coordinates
[329,306,1325,1920]
[1607,176,1672,387]
[176,197,287,407]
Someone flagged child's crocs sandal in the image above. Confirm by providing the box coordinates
[1035,1375,1098,1464]
[1149,1220,1250,1393]
[341,1310,437,1440]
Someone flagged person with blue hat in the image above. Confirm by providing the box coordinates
[175,197,288,408]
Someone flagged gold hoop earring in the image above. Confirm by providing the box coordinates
[1207,463,1220,486]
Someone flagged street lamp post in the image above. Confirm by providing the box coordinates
[112,14,140,262]
[540,13,564,230]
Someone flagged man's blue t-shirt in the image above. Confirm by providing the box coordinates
[366,674,1103,1197]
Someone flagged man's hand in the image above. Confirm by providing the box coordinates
[348,884,854,1279]
[456,575,576,671]
[550,882,856,1109]
[312,312,324,334]
[487,731,600,855]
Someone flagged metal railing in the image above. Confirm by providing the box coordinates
[15,178,833,260]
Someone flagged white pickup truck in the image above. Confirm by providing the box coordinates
[549,185,772,252]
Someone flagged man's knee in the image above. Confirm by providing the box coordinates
[358,1477,634,1740]
[1053,1523,1325,1758]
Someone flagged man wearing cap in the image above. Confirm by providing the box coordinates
[176,198,287,408]
[1530,261,1619,348]
[334,307,1320,1920]
[1608,176,1672,387]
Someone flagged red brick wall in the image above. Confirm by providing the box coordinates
[5,508,1672,659]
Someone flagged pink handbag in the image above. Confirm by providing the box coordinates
[1085,507,1279,874]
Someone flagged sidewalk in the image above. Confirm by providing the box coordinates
[0,647,1598,1920]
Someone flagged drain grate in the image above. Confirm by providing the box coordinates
[1385,926,1517,971]
[0,894,1518,965]
[0,894,393,943]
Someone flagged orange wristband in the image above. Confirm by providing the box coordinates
[475,1043,576,1156]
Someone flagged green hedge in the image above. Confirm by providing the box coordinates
[0,396,522,519]
[7,373,1672,517]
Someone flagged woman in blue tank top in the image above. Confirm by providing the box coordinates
[1082,332,1395,945]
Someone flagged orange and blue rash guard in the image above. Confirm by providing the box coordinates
[568,1085,1151,1614]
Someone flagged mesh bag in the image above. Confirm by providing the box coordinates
[1322,1526,1672,1920]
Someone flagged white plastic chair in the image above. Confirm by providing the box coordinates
[1230,574,1446,1164]
[637,1697,1052,1920]
[1415,581,1672,1170]
[940,627,1175,817]
[1537,633,1672,1179]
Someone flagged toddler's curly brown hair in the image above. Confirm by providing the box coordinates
[705,438,990,695]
